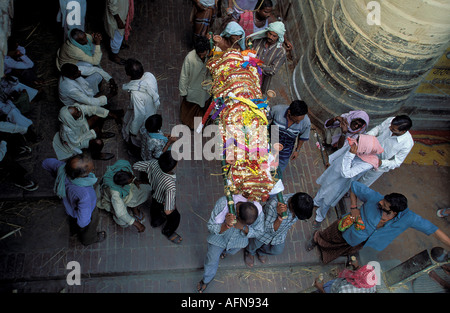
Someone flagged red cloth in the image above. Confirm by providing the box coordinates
[339,265,377,288]
[124,0,134,41]
[239,11,254,37]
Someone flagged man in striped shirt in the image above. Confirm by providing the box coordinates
[252,21,287,94]
[133,151,181,244]
[244,192,314,267]
[269,100,311,177]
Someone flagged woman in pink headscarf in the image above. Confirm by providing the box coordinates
[311,134,384,229]
[324,110,370,150]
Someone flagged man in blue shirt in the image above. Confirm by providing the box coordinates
[43,153,106,246]
[307,181,450,264]
[268,100,311,178]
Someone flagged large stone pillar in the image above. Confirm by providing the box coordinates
[293,0,450,127]
[0,0,14,76]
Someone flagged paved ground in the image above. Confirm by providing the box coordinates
[0,0,449,297]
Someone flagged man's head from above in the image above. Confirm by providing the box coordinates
[378,192,408,219]
[287,100,308,124]
[236,201,258,225]
[289,192,314,220]
[61,63,81,80]
[390,115,412,137]
[145,114,163,133]
[158,150,178,174]
[125,58,144,80]
[70,28,88,45]
[68,105,82,120]
[65,153,95,180]
[113,170,134,186]
[194,36,210,61]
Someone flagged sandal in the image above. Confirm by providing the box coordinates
[109,55,126,65]
[168,232,182,244]
[133,209,146,223]
[305,231,318,252]
[437,208,449,218]
[96,231,107,243]
[197,280,208,293]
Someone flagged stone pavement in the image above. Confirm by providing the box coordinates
[0,0,449,296]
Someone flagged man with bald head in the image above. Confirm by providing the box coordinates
[43,153,106,246]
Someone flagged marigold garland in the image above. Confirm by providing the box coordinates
[203,48,276,201]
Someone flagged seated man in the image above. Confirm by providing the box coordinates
[96,160,151,233]
[4,37,42,89]
[56,28,103,70]
[197,194,264,293]
[0,99,40,144]
[59,63,117,107]
[52,104,117,161]
[42,153,106,246]
[245,192,313,267]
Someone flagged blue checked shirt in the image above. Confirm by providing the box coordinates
[258,194,298,245]
[207,196,265,250]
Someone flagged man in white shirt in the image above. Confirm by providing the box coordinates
[358,115,414,187]
[59,63,117,107]
[122,58,160,156]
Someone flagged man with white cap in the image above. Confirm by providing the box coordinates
[247,21,287,94]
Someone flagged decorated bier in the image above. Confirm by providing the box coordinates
[198,48,286,218]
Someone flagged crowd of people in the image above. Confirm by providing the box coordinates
[1,0,449,294]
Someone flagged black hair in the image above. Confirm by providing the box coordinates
[145,114,163,133]
[194,36,210,54]
[384,193,408,213]
[392,115,412,132]
[238,202,258,225]
[65,153,92,180]
[70,28,85,41]
[256,0,273,10]
[288,100,308,117]
[7,37,18,52]
[290,192,314,220]
[113,171,133,186]
[158,150,178,173]
[125,58,144,80]
[60,63,79,77]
